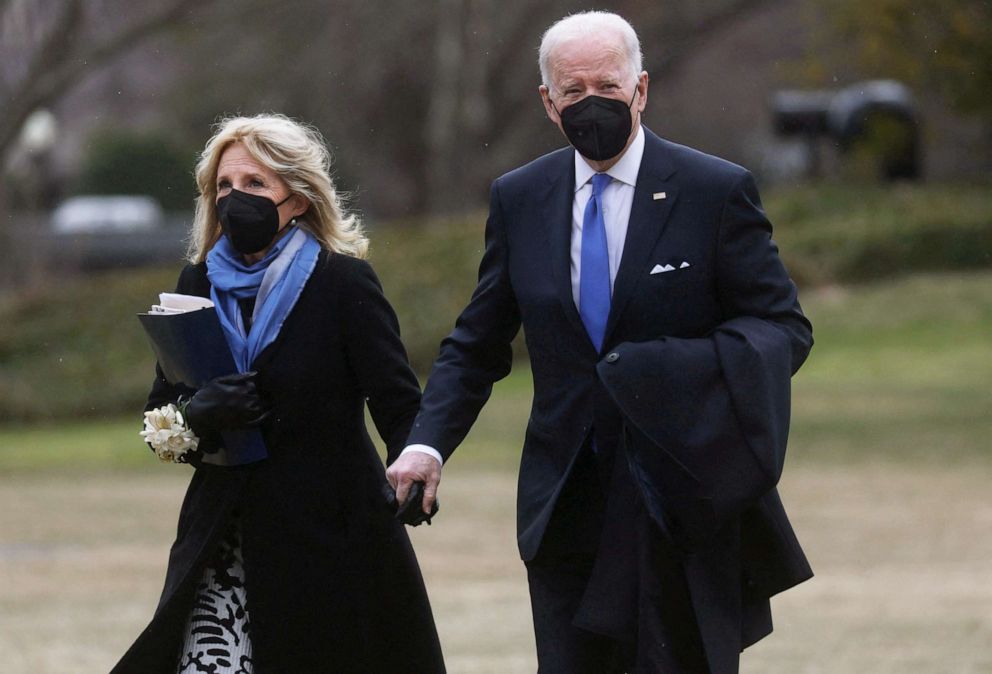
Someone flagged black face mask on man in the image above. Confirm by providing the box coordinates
[217,189,293,255]
[556,90,638,161]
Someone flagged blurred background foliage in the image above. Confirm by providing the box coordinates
[807,0,992,124]
[0,0,989,422]
[2,0,990,216]
[75,130,195,209]
[1,181,989,422]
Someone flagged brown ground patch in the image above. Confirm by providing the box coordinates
[1,460,990,673]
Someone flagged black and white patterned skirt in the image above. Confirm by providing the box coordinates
[177,517,254,673]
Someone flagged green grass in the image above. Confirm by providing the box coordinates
[0,267,178,422]
[2,269,989,472]
[0,416,158,472]
[789,271,992,464]
[765,182,992,285]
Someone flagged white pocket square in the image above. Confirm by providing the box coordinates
[650,261,691,275]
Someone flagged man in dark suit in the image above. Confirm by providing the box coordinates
[387,10,813,673]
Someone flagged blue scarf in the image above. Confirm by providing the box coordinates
[207,226,321,371]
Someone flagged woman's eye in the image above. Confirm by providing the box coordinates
[217,180,231,190]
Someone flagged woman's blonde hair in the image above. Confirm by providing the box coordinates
[188,113,368,263]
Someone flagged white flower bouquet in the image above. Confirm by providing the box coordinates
[141,403,199,463]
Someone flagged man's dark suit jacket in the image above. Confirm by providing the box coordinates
[408,127,813,673]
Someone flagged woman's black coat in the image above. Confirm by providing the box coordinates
[113,251,446,673]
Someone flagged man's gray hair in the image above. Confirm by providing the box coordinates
[539,11,643,92]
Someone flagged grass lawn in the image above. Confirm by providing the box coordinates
[1,270,991,672]
[790,271,992,465]
[3,269,989,470]
[2,462,989,673]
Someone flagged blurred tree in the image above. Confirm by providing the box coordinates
[811,0,992,124]
[0,0,779,218]
[0,0,211,173]
[75,129,194,209]
[158,0,775,218]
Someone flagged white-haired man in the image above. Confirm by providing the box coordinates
[389,11,813,673]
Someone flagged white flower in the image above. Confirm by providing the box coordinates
[140,403,199,463]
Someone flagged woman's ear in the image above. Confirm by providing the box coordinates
[291,194,310,218]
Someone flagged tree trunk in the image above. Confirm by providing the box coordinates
[425,0,464,216]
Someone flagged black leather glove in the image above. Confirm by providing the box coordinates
[183,371,269,437]
[383,482,439,527]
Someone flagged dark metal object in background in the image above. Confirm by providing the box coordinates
[772,80,921,180]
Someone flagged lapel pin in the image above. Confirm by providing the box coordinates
[653,192,667,200]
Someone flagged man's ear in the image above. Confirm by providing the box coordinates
[635,71,649,113]
[540,85,559,123]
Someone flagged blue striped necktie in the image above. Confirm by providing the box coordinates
[580,172,612,352]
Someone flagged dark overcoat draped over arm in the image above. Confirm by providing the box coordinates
[112,251,445,674]
[599,316,798,548]
[575,316,813,673]
[573,146,814,673]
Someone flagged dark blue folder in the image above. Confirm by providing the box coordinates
[137,308,268,466]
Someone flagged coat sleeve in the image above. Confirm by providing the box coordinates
[405,180,522,459]
[338,258,423,465]
[715,171,812,373]
[596,171,812,550]
[143,264,218,461]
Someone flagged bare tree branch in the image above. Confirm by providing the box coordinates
[17,0,84,103]
[654,0,773,76]
[0,1,83,166]
[0,0,203,166]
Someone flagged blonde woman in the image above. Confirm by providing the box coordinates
[113,114,445,673]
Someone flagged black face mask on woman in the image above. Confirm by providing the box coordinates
[217,189,293,254]
[556,90,637,161]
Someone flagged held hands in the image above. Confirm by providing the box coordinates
[383,481,439,526]
[386,451,442,521]
[184,371,270,437]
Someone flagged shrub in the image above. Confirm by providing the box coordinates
[75,130,196,210]
[0,183,988,421]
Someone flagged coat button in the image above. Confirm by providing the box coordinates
[606,352,620,363]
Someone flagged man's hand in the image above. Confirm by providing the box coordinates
[386,451,442,515]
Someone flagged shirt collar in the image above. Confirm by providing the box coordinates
[574,124,645,192]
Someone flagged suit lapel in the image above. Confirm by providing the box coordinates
[543,155,591,345]
[603,132,678,347]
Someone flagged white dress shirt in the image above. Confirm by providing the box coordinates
[570,125,644,307]
[401,126,647,467]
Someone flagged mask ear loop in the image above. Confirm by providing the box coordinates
[276,193,298,228]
